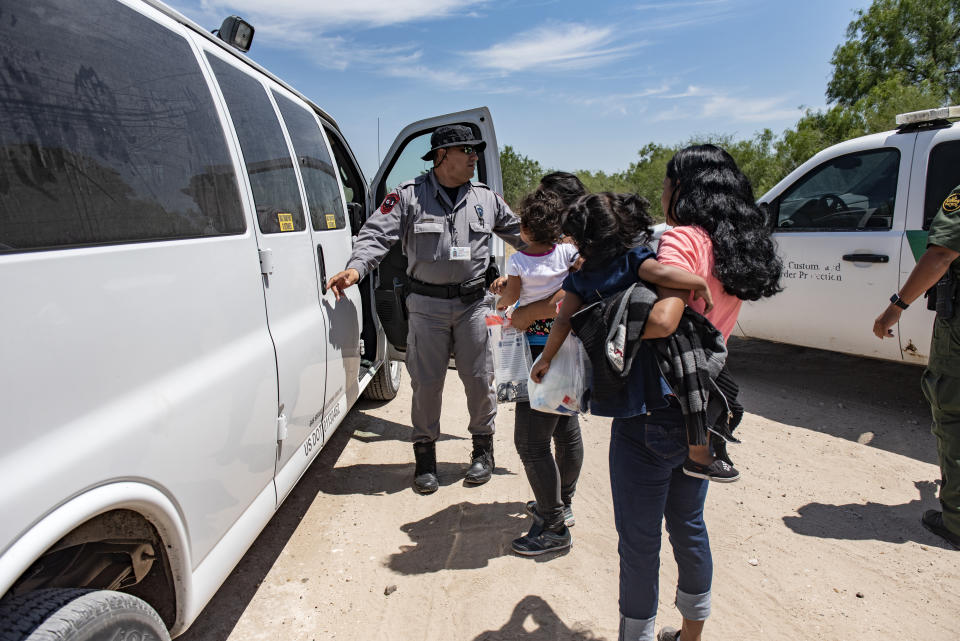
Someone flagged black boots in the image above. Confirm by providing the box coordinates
[464,434,494,485]
[412,441,438,494]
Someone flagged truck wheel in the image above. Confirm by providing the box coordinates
[363,359,402,401]
[0,588,169,641]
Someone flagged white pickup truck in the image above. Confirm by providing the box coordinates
[733,107,960,365]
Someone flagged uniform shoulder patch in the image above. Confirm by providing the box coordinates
[380,192,400,214]
[942,191,960,215]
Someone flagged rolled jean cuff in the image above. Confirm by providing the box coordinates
[619,614,656,641]
[676,588,711,621]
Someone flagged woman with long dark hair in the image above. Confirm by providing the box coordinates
[659,144,782,482]
[627,144,781,641]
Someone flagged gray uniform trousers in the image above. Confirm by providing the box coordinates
[406,291,497,443]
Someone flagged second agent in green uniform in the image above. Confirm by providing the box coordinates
[874,183,960,550]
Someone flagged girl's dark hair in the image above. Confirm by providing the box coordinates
[518,189,564,244]
[666,144,782,300]
[562,192,653,266]
[539,171,587,203]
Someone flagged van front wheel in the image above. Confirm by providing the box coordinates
[364,359,402,401]
[0,588,170,641]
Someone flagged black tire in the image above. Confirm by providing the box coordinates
[0,589,169,641]
[363,359,402,401]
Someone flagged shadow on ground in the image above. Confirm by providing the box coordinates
[783,479,953,549]
[729,337,934,464]
[346,407,466,444]
[471,595,608,641]
[316,461,514,495]
[387,501,567,574]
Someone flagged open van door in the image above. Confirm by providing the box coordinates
[368,107,503,361]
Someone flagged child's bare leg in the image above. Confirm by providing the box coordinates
[687,444,713,465]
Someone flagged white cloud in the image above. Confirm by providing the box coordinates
[632,0,738,32]
[200,0,488,28]
[469,23,644,73]
[700,94,799,123]
[559,84,670,114]
[654,86,801,123]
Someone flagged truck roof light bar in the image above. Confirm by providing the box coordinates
[895,106,960,126]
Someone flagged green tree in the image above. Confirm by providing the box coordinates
[499,145,543,209]
[827,0,960,105]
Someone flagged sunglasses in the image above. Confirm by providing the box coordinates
[458,145,478,155]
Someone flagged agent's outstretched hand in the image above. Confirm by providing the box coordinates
[327,268,360,301]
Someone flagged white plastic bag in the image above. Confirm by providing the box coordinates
[486,313,533,403]
[528,334,588,415]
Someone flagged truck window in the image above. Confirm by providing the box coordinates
[0,0,245,253]
[775,149,899,232]
[273,93,346,232]
[378,123,484,202]
[924,140,960,230]
[207,56,306,235]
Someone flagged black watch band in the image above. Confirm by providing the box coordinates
[890,293,909,310]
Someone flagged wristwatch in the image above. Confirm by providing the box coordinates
[890,293,909,310]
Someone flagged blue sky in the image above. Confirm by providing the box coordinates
[168,0,870,180]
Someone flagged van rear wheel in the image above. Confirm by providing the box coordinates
[364,359,402,401]
[0,588,169,641]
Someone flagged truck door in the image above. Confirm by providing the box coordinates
[367,107,503,360]
[739,132,916,361]
[896,131,960,363]
[203,51,329,500]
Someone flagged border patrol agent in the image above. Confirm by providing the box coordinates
[874,184,960,550]
[328,125,523,494]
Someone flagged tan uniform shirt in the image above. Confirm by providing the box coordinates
[346,170,522,284]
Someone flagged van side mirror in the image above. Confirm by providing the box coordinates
[216,16,254,52]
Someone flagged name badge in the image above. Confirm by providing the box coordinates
[449,246,471,261]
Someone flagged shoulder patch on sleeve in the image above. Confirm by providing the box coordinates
[380,192,400,214]
[942,191,960,214]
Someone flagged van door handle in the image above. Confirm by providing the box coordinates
[842,253,889,263]
[317,244,328,294]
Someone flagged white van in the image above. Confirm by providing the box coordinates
[0,1,505,638]
[735,107,960,365]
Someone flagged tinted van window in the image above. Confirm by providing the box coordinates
[0,0,244,253]
[274,93,346,231]
[208,57,305,234]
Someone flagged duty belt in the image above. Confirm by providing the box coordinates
[407,276,485,299]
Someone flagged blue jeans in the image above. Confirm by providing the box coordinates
[610,407,712,640]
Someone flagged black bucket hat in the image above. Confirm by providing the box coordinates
[420,124,487,161]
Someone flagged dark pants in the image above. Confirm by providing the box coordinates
[610,405,712,639]
[513,400,584,529]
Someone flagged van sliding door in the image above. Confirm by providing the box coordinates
[204,51,329,499]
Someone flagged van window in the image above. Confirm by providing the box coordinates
[273,93,346,231]
[325,128,367,234]
[0,0,245,253]
[207,56,305,234]
[924,140,960,230]
[775,149,899,232]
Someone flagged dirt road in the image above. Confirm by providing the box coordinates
[180,338,957,641]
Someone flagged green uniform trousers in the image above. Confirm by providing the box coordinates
[922,315,960,536]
